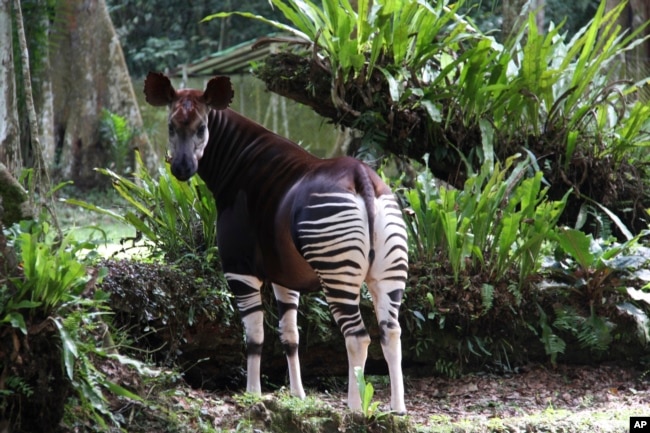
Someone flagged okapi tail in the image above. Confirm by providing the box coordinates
[355,164,376,265]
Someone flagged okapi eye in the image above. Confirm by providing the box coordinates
[196,124,206,138]
[168,123,175,136]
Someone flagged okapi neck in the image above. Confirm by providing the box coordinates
[197,108,316,210]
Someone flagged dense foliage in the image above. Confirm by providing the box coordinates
[211,0,650,234]
[67,98,650,382]
[463,0,599,37]
[70,151,218,262]
[404,155,569,284]
[401,159,650,374]
[0,216,144,431]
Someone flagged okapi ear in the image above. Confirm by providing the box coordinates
[144,72,177,106]
[202,76,234,110]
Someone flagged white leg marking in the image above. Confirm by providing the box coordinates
[273,283,306,399]
[225,272,264,395]
[345,333,371,411]
[242,310,264,395]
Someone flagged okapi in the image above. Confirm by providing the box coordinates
[143,72,408,413]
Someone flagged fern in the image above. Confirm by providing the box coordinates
[538,306,566,365]
[480,283,494,314]
[552,305,612,353]
[434,359,460,379]
[578,308,612,352]
[3,375,33,398]
[553,305,582,334]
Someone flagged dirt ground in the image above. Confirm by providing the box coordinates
[193,362,650,432]
[389,363,649,429]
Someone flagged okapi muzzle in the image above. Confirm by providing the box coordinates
[144,71,234,181]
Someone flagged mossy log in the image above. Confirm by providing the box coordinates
[255,51,650,235]
[0,162,31,228]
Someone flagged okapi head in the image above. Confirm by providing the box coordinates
[144,72,234,181]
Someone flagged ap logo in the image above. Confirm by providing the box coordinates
[631,417,650,432]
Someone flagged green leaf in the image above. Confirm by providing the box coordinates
[497,213,521,268]
[421,100,442,122]
[378,67,402,102]
[593,201,634,241]
[555,228,595,270]
[626,288,650,305]
[103,380,143,402]
[80,380,109,413]
[479,119,495,167]
[538,306,566,365]
[10,300,42,310]
[354,366,375,418]
[480,284,494,313]
[412,310,425,322]
[203,10,311,41]
[64,199,126,223]
[7,312,27,334]
[53,319,79,380]
[564,130,579,170]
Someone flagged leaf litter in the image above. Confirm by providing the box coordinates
[96,362,650,432]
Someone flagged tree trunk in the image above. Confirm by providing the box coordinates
[0,0,22,176]
[48,0,157,189]
[14,0,50,199]
[35,0,55,165]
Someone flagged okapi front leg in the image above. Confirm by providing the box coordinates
[225,272,265,394]
[272,283,306,398]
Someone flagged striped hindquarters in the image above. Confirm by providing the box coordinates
[370,194,408,285]
[295,192,371,335]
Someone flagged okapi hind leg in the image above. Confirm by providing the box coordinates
[367,193,409,414]
[224,272,265,395]
[324,287,371,411]
[367,279,406,414]
[294,190,372,410]
[272,283,306,399]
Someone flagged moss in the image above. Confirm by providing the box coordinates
[234,393,416,433]
[0,163,31,226]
